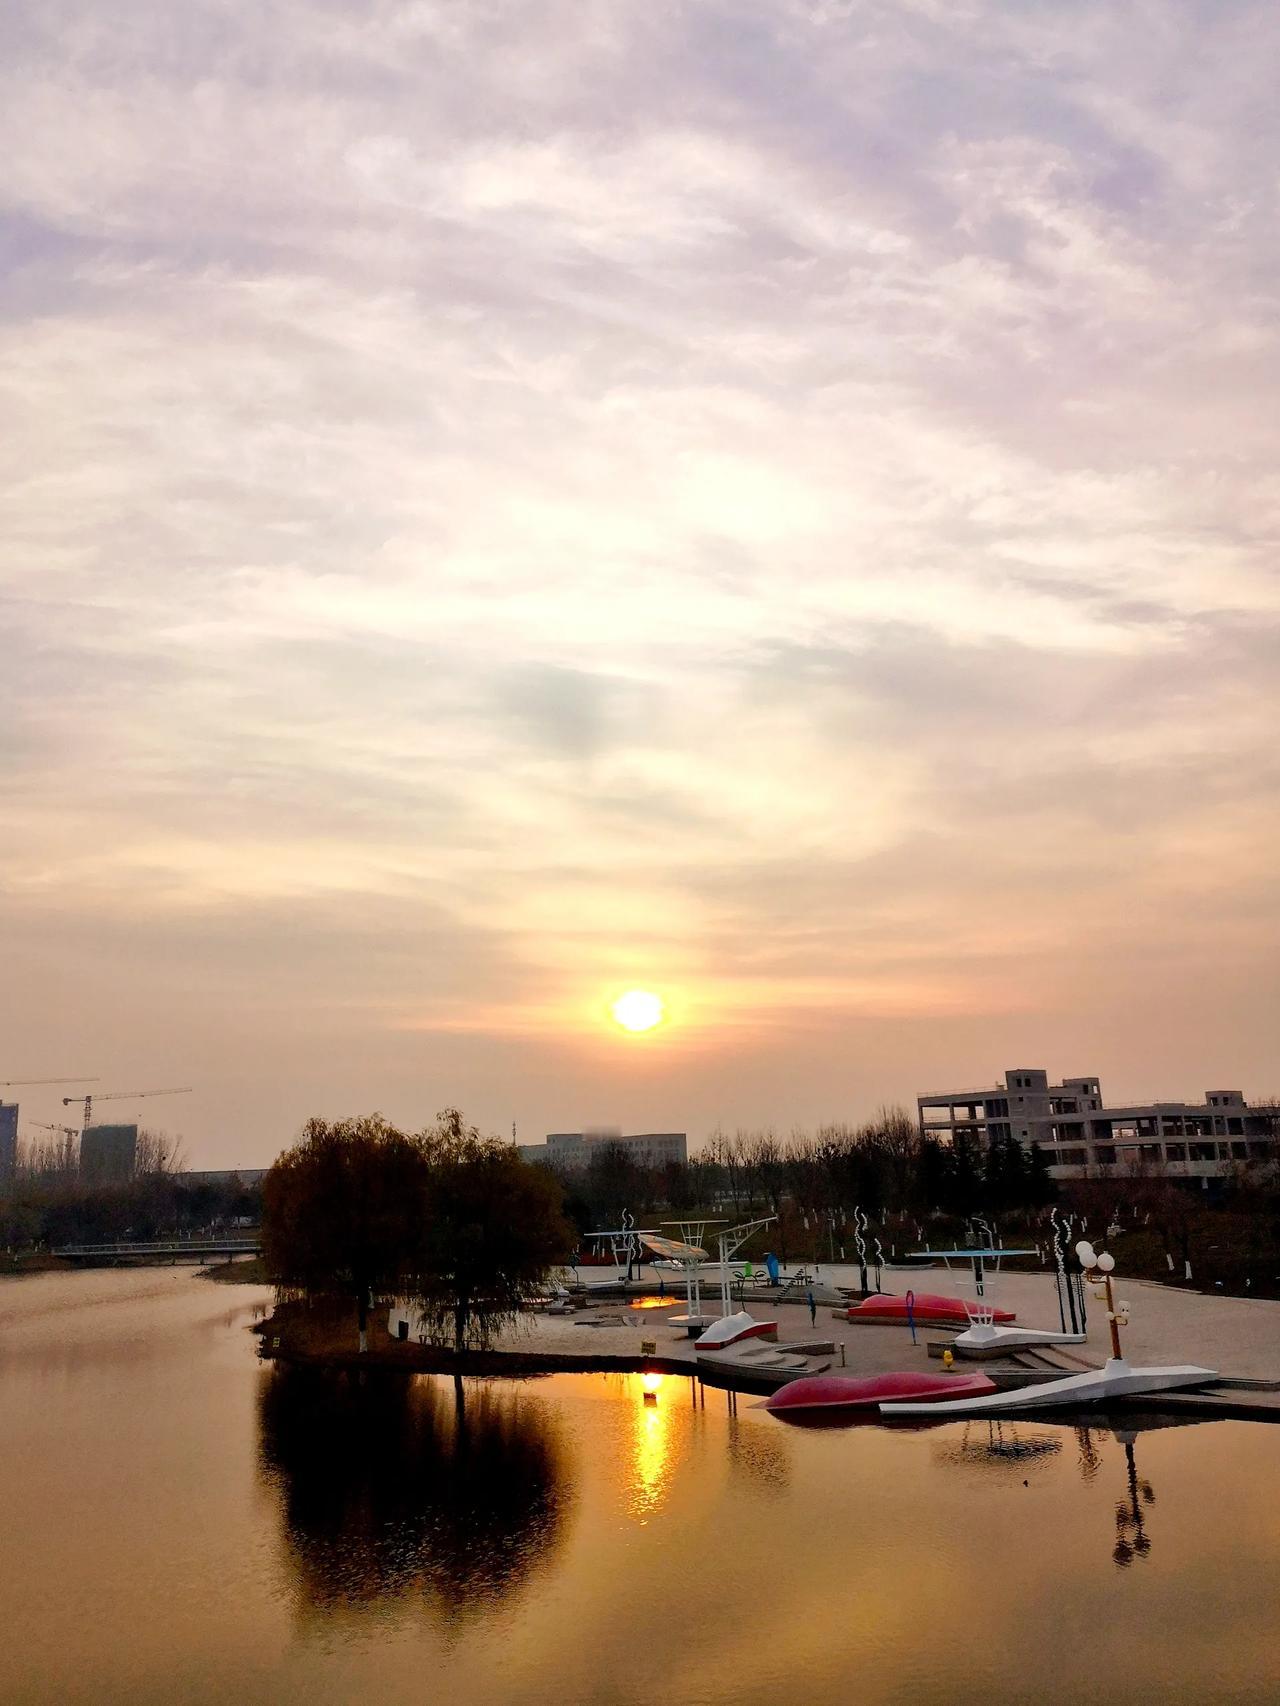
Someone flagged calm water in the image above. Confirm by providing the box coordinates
[2,1270,1278,1706]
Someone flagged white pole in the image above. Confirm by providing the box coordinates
[720,1234,731,1316]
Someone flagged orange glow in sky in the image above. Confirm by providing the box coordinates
[3,1,1278,1166]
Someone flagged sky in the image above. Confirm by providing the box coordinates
[2,1,1278,1165]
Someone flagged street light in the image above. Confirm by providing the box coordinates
[1076,1240,1128,1361]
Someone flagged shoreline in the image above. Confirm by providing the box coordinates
[252,1296,1280,1422]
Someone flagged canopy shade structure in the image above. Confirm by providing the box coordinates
[648,1224,718,1334]
[641,1233,708,1263]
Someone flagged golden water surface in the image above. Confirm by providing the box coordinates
[1,1268,1277,1706]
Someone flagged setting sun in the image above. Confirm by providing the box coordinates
[611,989,665,1032]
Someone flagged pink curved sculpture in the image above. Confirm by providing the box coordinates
[844,1292,1015,1325]
[765,1371,998,1412]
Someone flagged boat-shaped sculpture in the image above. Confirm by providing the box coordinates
[765,1371,997,1414]
[695,1310,779,1350]
[879,1357,1217,1417]
[844,1293,1014,1327]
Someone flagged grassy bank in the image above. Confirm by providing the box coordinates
[199,1254,270,1284]
[0,1251,72,1277]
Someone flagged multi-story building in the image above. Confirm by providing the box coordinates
[917,1068,1275,1183]
[79,1123,139,1184]
[0,1103,17,1181]
[517,1127,688,1170]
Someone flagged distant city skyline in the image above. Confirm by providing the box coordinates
[3,2,1277,1165]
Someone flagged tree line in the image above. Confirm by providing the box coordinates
[554,1109,1058,1260]
[0,1129,262,1250]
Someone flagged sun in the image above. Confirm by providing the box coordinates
[611,989,665,1033]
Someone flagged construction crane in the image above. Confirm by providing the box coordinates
[62,1087,192,1131]
[1,1076,99,1088]
[26,1119,81,1159]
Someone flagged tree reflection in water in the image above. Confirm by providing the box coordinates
[258,1367,569,1616]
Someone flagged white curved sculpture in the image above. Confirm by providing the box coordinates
[694,1310,778,1349]
[880,1357,1217,1416]
[952,1322,1086,1352]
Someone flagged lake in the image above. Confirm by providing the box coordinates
[1,1268,1278,1705]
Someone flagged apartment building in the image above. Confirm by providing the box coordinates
[517,1127,688,1170]
[917,1067,1275,1183]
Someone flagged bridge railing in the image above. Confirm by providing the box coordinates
[55,1238,262,1257]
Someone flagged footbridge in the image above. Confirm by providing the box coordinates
[55,1234,261,1264]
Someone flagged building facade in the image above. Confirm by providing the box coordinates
[176,1169,269,1190]
[0,1103,17,1180]
[79,1123,139,1183]
[918,1067,1275,1183]
[517,1127,688,1170]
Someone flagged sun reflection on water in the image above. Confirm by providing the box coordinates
[628,1374,676,1522]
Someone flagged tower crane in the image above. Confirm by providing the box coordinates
[62,1087,192,1131]
[29,1121,80,1138]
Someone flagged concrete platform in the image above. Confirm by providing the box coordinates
[387,1258,1280,1417]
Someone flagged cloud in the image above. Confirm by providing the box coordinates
[1,0,1277,1154]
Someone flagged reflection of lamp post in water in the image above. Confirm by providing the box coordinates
[1112,1428,1155,1567]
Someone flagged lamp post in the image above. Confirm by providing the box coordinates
[1076,1240,1130,1364]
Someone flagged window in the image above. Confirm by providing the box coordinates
[1094,1149,1117,1166]
[1165,1144,1187,1162]
[1055,1148,1086,1167]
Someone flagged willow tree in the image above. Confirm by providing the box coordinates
[263,1114,428,1352]
[416,1110,574,1353]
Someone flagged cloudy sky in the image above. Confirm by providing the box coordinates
[2,0,1277,1163]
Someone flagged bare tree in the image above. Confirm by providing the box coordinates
[135,1127,185,1175]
